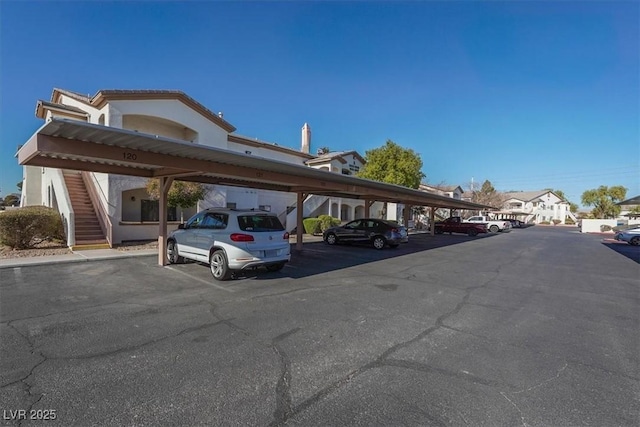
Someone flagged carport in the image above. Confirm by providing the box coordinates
[17,119,490,265]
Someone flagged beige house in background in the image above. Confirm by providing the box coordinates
[501,190,577,224]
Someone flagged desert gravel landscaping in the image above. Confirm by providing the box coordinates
[0,240,158,259]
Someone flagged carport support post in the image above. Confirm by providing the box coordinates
[295,191,305,251]
[430,206,436,236]
[403,204,411,228]
[364,199,373,218]
[158,176,174,266]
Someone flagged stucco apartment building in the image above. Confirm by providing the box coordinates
[20,88,393,247]
[501,190,577,224]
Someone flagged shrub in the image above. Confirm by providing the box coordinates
[0,206,65,249]
[539,221,551,225]
[302,218,321,235]
[600,224,612,232]
[565,218,575,225]
[552,219,562,225]
[317,214,341,232]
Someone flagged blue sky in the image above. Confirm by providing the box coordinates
[1,1,638,207]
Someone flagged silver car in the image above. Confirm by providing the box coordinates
[166,208,291,280]
[614,226,640,246]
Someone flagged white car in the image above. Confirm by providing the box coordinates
[166,208,291,280]
[614,226,640,246]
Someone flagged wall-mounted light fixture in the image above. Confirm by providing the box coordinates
[130,196,136,202]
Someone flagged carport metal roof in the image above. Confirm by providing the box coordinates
[17,119,492,264]
[18,119,490,211]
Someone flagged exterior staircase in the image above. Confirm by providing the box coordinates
[62,171,109,250]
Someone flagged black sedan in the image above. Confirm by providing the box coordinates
[323,219,409,249]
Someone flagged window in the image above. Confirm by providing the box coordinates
[201,213,228,229]
[226,202,237,209]
[186,212,205,228]
[345,220,362,230]
[237,215,284,232]
[141,199,176,222]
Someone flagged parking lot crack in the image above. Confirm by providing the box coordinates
[383,358,510,390]
[512,362,568,395]
[381,391,447,426]
[2,300,126,323]
[3,322,48,418]
[273,271,502,425]
[565,358,639,381]
[500,391,529,427]
[271,327,300,425]
[49,320,226,361]
[199,297,300,426]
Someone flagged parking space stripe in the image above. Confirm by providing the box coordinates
[165,266,235,292]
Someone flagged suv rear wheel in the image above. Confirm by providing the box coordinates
[210,250,232,281]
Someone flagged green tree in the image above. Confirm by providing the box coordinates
[356,140,424,189]
[569,202,579,213]
[145,179,206,209]
[581,185,627,219]
[470,180,504,208]
[318,147,330,155]
[3,194,20,207]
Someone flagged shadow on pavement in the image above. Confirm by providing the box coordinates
[600,240,640,264]
[223,232,504,281]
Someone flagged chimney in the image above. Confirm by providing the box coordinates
[301,123,311,154]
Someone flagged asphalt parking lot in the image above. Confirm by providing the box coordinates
[1,227,639,426]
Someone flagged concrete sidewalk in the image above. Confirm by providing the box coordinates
[0,248,159,269]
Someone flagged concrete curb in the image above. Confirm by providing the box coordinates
[0,249,157,269]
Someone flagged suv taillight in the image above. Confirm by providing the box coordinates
[283,232,290,239]
[230,233,255,242]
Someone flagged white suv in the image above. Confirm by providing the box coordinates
[166,208,291,280]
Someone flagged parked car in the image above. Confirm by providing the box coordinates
[323,219,409,249]
[166,208,291,280]
[502,218,523,228]
[435,217,488,236]
[463,215,511,233]
[614,226,640,246]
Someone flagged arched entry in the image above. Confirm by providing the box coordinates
[331,202,339,218]
[340,204,351,221]
[355,205,365,219]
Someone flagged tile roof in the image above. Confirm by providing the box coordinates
[305,150,366,165]
[50,88,236,132]
[36,100,89,117]
[503,190,551,202]
[617,195,640,206]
